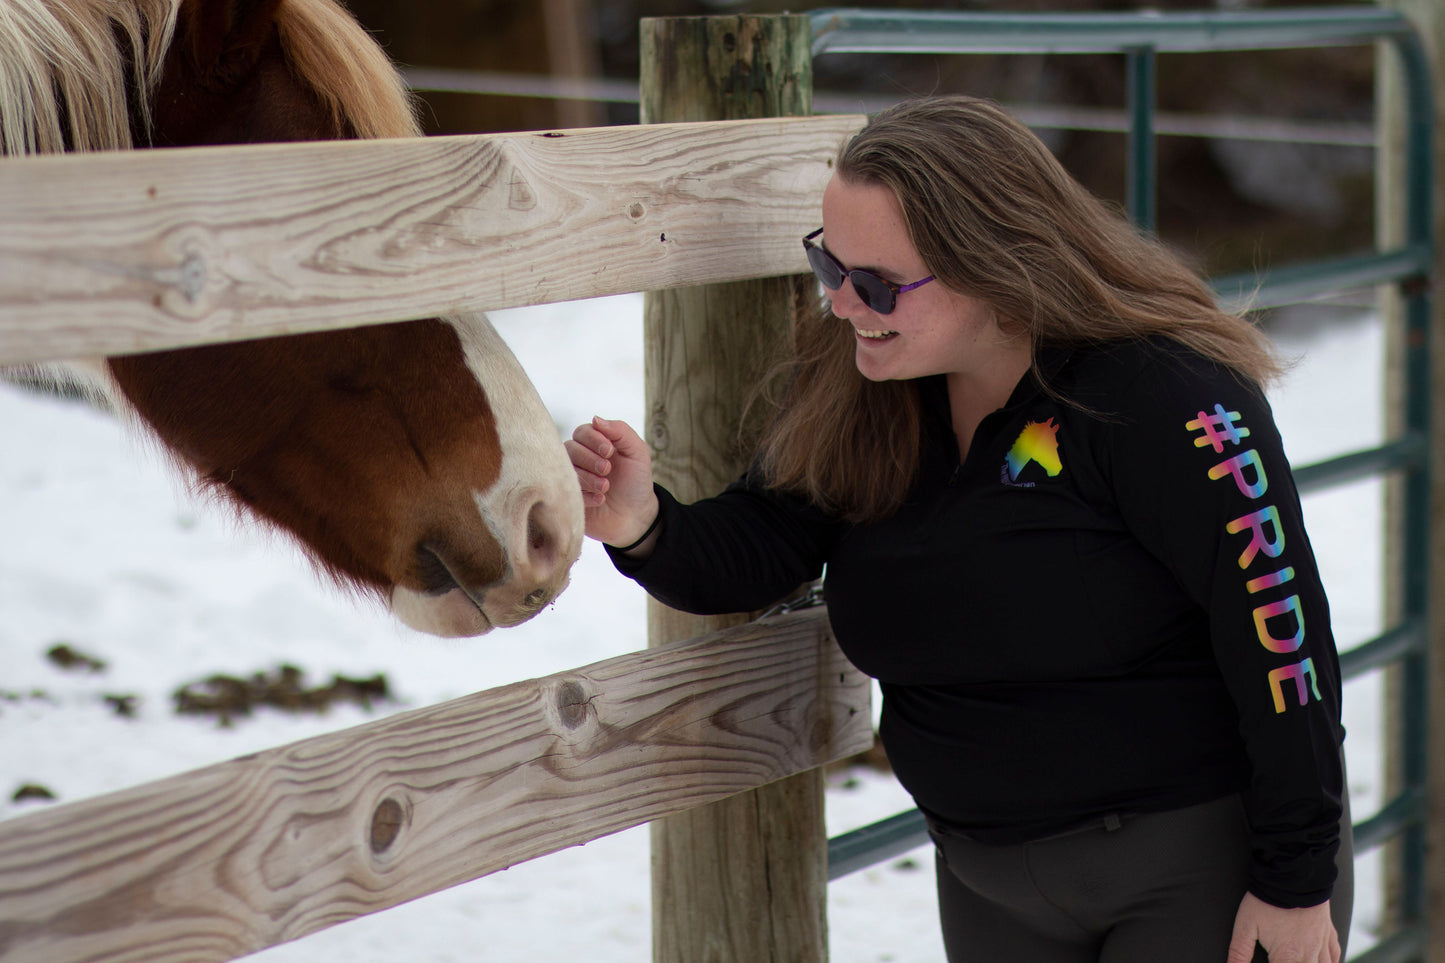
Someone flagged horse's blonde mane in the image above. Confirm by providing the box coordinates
[278,0,421,140]
[0,0,418,157]
[0,0,174,154]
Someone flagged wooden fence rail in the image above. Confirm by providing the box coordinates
[0,609,871,963]
[0,30,872,963]
[0,115,862,365]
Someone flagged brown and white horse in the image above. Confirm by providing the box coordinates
[1,0,584,636]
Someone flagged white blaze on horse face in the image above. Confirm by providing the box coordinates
[390,311,585,637]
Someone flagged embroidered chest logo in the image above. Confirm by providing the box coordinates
[1002,418,1063,486]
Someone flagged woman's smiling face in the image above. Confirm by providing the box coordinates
[819,173,1014,384]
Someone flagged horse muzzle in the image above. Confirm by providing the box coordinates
[390,480,583,637]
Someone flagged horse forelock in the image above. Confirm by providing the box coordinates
[0,0,176,155]
[0,0,417,158]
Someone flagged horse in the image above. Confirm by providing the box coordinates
[0,0,584,637]
[1003,418,1063,484]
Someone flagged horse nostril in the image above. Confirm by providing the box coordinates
[526,501,560,568]
[507,498,573,619]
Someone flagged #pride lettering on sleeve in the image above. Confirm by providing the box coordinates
[1186,403,1323,715]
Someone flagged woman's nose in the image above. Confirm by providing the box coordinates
[827,278,865,318]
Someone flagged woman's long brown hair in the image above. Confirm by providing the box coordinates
[755,95,1281,523]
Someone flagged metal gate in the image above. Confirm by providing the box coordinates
[812,11,1435,963]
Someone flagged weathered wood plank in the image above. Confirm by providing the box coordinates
[0,609,870,963]
[640,15,833,963]
[1379,0,1445,948]
[0,115,863,365]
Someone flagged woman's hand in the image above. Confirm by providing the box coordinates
[1227,893,1339,963]
[565,416,661,553]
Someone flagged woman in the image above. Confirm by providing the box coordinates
[567,96,1350,963]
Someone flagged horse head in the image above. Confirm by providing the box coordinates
[11,0,584,635]
[1004,418,1063,482]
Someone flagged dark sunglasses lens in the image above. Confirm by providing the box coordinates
[805,244,844,289]
[850,272,895,315]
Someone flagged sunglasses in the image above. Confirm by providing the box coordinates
[803,228,935,315]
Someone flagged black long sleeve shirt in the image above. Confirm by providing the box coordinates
[610,337,1345,908]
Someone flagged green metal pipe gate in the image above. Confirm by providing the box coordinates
[811,9,1435,963]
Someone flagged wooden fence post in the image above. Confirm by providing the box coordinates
[1379,0,1443,955]
[638,15,829,963]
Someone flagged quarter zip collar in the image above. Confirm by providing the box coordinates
[918,343,1075,422]
[1003,344,1074,410]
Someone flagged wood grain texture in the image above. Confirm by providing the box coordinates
[0,115,862,364]
[640,15,832,963]
[1378,0,1445,946]
[640,15,812,124]
[0,608,871,963]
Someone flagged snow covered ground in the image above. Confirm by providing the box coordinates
[0,294,1387,960]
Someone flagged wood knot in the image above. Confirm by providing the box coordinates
[648,409,668,451]
[369,797,405,854]
[557,680,588,729]
[508,175,537,211]
[176,254,206,303]
[627,202,646,220]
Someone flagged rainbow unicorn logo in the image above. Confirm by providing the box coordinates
[1003,418,1063,484]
